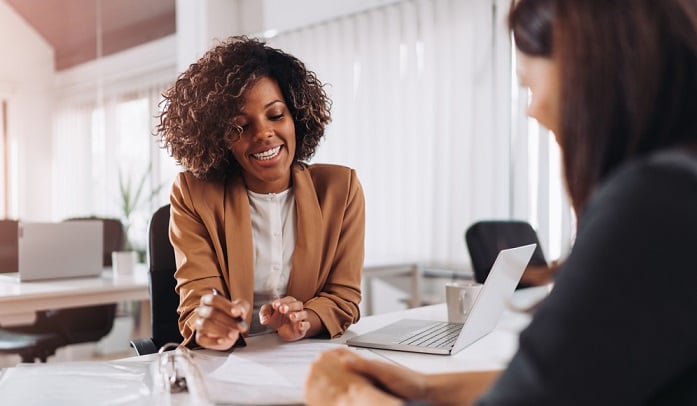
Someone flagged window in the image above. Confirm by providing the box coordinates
[52,87,173,253]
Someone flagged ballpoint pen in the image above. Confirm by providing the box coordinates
[211,288,248,331]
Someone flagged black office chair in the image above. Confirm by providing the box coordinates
[0,218,124,363]
[130,204,183,355]
[465,220,549,289]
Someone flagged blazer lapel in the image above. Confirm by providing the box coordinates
[288,166,322,301]
[224,175,255,322]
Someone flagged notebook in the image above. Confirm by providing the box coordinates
[9,221,104,281]
[347,243,536,355]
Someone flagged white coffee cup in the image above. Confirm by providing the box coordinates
[112,250,137,276]
[445,281,483,323]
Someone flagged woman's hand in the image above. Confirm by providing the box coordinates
[194,291,250,351]
[305,348,403,406]
[259,296,313,341]
[306,348,499,405]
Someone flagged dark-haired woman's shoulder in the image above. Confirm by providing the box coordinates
[586,147,697,227]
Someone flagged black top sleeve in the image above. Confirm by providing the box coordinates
[477,153,697,405]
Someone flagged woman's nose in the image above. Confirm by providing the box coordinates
[252,122,273,140]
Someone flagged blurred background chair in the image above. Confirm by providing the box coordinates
[0,219,18,274]
[465,220,554,289]
[130,204,183,355]
[0,217,125,363]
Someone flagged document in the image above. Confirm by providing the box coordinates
[205,341,344,404]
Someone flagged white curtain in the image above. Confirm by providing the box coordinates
[0,98,6,218]
[49,0,574,268]
[51,82,172,252]
[269,0,523,267]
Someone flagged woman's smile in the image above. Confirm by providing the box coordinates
[251,145,283,161]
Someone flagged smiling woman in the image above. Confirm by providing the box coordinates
[155,36,365,351]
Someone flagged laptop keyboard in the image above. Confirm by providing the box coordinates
[394,321,462,349]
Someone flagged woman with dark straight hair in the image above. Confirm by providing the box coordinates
[304,0,697,404]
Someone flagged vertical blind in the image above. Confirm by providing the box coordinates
[269,0,573,267]
[51,83,172,252]
[49,0,573,268]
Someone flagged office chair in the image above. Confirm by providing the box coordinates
[0,218,124,363]
[0,219,18,273]
[465,220,550,288]
[130,204,183,355]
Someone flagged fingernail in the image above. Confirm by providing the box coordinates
[281,305,288,312]
[197,306,211,317]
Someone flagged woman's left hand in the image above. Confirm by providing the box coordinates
[259,296,311,341]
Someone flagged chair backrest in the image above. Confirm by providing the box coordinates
[0,219,18,273]
[148,204,183,348]
[465,220,547,286]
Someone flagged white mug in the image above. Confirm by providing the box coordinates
[445,281,483,323]
[112,250,137,276]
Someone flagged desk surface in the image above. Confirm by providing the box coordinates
[0,285,550,405]
[0,264,149,326]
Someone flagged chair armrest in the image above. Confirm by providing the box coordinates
[129,338,158,356]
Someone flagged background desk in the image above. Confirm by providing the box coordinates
[0,264,149,327]
[362,261,472,315]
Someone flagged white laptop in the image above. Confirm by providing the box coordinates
[347,244,536,355]
[12,221,104,281]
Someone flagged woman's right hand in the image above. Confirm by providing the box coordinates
[194,291,250,350]
[305,348,404,406]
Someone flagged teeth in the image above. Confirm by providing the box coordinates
[252,146,281,160]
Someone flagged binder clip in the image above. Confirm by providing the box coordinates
[152,342,210,403]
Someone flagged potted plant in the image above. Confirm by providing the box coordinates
[117,164,164,263]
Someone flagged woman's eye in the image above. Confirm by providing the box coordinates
[269,113,284,121]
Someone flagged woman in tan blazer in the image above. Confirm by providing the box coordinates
[156,37,364,351]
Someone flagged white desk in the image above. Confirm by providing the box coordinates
[343,285,549,374]
[0,264,149,326]
[0,286,549,405]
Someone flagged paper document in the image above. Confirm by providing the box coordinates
[202,341,344,405]
[209,342,343,386]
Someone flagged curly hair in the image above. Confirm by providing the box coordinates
[156,36,332,180]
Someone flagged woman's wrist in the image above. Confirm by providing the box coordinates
[345,382,403,406]
[304,308,324,337]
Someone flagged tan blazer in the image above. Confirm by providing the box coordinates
[170,163,365,345]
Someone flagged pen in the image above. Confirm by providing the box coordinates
[212,288,248,331]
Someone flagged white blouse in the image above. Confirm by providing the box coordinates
[247,188,297,334]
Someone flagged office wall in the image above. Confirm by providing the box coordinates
[0,1,54,221]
